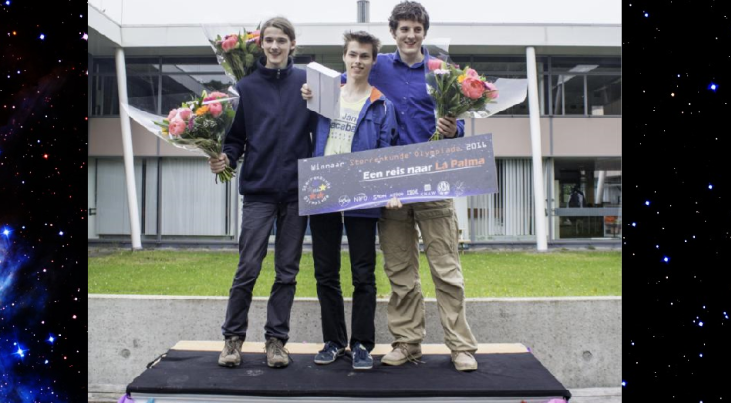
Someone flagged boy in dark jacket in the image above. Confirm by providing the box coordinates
[209,16,316,369]
[309,31,398,370]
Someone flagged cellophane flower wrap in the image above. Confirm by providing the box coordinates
[423,41,528,141]
[203,24,262,83]
[123,90,239,183]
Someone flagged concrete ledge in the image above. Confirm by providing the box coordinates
[89,295,620,390]
[171,341,529,355]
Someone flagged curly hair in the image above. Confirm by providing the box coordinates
[388,1,430,34]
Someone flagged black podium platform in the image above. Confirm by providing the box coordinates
[127,342,571,402]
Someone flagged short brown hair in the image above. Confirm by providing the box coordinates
[388,1,430,34]
[343,31,381,60]
[260,16,297,55]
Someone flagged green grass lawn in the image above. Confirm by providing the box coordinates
[88,250,621,298]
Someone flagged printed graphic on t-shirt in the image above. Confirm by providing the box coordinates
[324,94,368,156]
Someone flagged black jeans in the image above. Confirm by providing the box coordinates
[311,213,377,351]
[221,201,307,343]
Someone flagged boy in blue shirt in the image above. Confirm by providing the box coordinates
[302,1,479,372]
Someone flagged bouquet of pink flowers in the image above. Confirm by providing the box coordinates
[426,59,499,141]
[205,24,262,83]
[153,90,239,183]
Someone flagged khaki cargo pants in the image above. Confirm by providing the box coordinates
[378,199,478,353]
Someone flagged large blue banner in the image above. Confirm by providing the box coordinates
[298,133,498,216]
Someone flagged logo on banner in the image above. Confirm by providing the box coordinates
[302,176,331,206]
[438,181,450,195]
[354,193,368,203]
[339,195,351,207]
[454,181,466,197]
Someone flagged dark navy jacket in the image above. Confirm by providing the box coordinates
[224,57,316,203]
[313,87,398,218]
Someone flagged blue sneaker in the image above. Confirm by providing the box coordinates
[314,341,344,365]
[352,343,373,370]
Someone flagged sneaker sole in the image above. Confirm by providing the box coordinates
[314,351,344,365]
[218,360,240,368]
[455,365,478,372]
[380,352,422,366]
[353,364,373,370]
[267,361,289,368]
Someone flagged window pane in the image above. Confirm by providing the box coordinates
[552,158,622,239]
[317,53,344,74]
[161,76,197,115]
[472,56,529,74]
[552,74,585,115]
[162,56,221,74]
[93,58,116,74]
[127,75,160,113]
[543,74,551,115]
[126,57,160,74]
[192,75,233,91]
[450,55,471,66]
[294,55,314,66]
[550,57,620,74]
[91,76,120,116]
[160,74,233,113]
[587,76,621,116]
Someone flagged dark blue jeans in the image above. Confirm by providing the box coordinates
[311,213,377,352]
[221,201,307,343]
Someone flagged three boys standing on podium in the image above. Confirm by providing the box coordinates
[210,1,478,372]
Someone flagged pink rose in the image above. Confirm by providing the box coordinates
[484,82,499,99]
[167,109,178,121]
[207,101,223,117]
[461,77,485,99]
[465,68,479,78]
[177,108,192,121]
[168,118,187,136]
[221,35,239,52]
[427,58,443,71]
[208,91,227,99]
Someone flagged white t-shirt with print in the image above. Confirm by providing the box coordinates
[324,94,369,156]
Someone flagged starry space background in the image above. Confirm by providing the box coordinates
[624,0,731,401]
[0,0,728,401]
[0,0,85,401]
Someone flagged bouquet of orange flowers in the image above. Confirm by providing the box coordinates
[205,24,262,83]
[426,59,499,141]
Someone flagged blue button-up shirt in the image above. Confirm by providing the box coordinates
[342,48,465,146]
